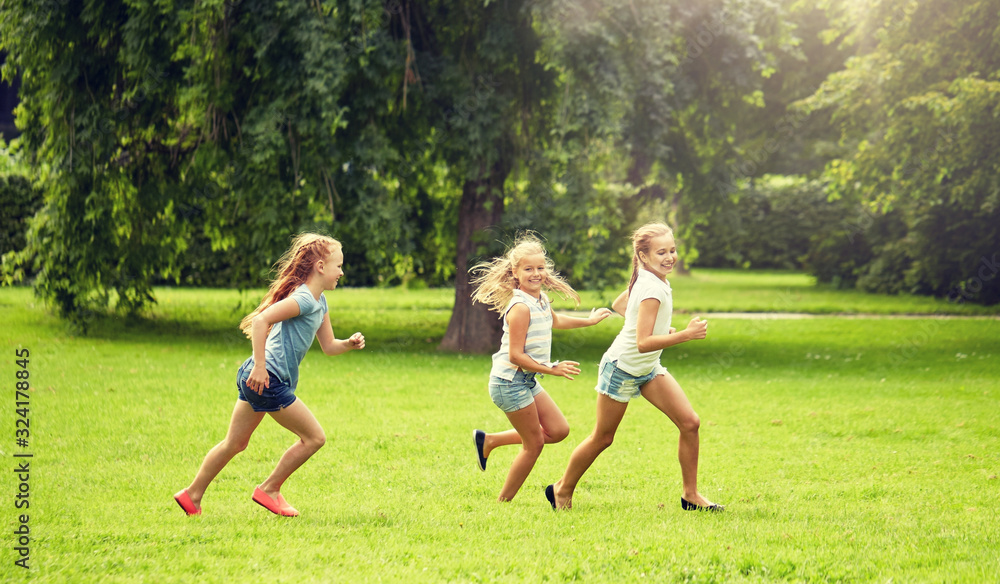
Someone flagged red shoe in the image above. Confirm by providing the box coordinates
[173,489,201,516]
[276,494,300,517]
[252,487,298,517]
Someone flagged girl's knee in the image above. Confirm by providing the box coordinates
[679,412,700,434]
[224,437,251,454]
[548,424,570,443]
[522,431,545,456]
[307,433,326,451]
[593,432,615,450]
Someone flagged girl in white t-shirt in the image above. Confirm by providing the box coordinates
[545,223,723,511]
[471,233,612,502]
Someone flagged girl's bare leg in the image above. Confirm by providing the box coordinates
[553,394,628,509]
[496,401,547,502]
[640,372,716,507]
[186,400,266,508]
[483,390,569,457]
[258,399,326,500]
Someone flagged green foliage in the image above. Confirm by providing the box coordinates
[733,0,852,178]
[801,201,908,291]
[0,143,42,261]
[14,0,996,331]
[0,174,41,257]
[797,0,1000,304]
[694,175,840,270]
[801,222,874,290]
[0,0,337,322]
[515,0,798,280]
[667,0,800,253]
[0,0,802,327]
[855,239,912,295]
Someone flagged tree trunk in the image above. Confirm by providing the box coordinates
[439,162,507,353]
[670,188,691,275]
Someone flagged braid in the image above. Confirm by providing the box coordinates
[239,233,341,337]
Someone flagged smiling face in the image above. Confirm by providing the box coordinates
[514,253,548,297]
[638,233,678,281]
[319,247,345,290]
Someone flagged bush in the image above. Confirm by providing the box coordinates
[856,241,912,295]
[694,175,842,270]
[802,225,872,289]
[908,202,1000,306]
[0,174,42,258]
[803,196,1000,305]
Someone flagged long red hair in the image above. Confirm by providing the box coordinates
[239,233,341,337]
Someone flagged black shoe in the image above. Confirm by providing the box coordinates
[681,497,725,512]
[545,484,556,510]
[473,429,487,471]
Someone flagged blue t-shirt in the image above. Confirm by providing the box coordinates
[249,284,328,389]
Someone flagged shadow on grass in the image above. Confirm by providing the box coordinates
[78,305,456,356]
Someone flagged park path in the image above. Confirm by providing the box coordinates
[564,311,999,320]
[695,312,1000,320]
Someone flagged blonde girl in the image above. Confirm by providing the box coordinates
[471,233,612,502]
[546,222,722,511]
[174,233,365,517]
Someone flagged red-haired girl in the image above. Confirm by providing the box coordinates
[174,233,365,517]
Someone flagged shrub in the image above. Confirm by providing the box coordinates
[0,174,42,258]
[694,175,842,270]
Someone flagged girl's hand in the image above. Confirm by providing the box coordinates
[685,317,708,340]
[669,327,677,334]
[550,360,581,380]
[588,307,613,325]
[348,332,366,350]
[247,364,270,394]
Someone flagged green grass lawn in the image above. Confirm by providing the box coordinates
[665,270,1000,315]
[2,272,998,583]
[562,269,998,316]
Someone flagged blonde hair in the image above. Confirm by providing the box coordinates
[628,222,674,294]
[239,233,342,337]
[470,233,580,314]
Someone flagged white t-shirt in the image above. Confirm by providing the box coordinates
[603,269,672,376]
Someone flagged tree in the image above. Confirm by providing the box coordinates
[384,0,554,353]
[0,0,360,326]
[798,0,1000,304]
[431,0,796,350]
[2,0,804,343]
[524,0,797,271]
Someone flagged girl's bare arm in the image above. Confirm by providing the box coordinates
[635,298,708,353]
[315,312,365,355]
[507,304,580,379]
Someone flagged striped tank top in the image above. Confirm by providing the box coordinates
[489,289,554,380]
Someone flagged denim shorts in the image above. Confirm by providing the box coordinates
[489,370,544,413]
[236,357,297,412]
[595,358,666,403]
